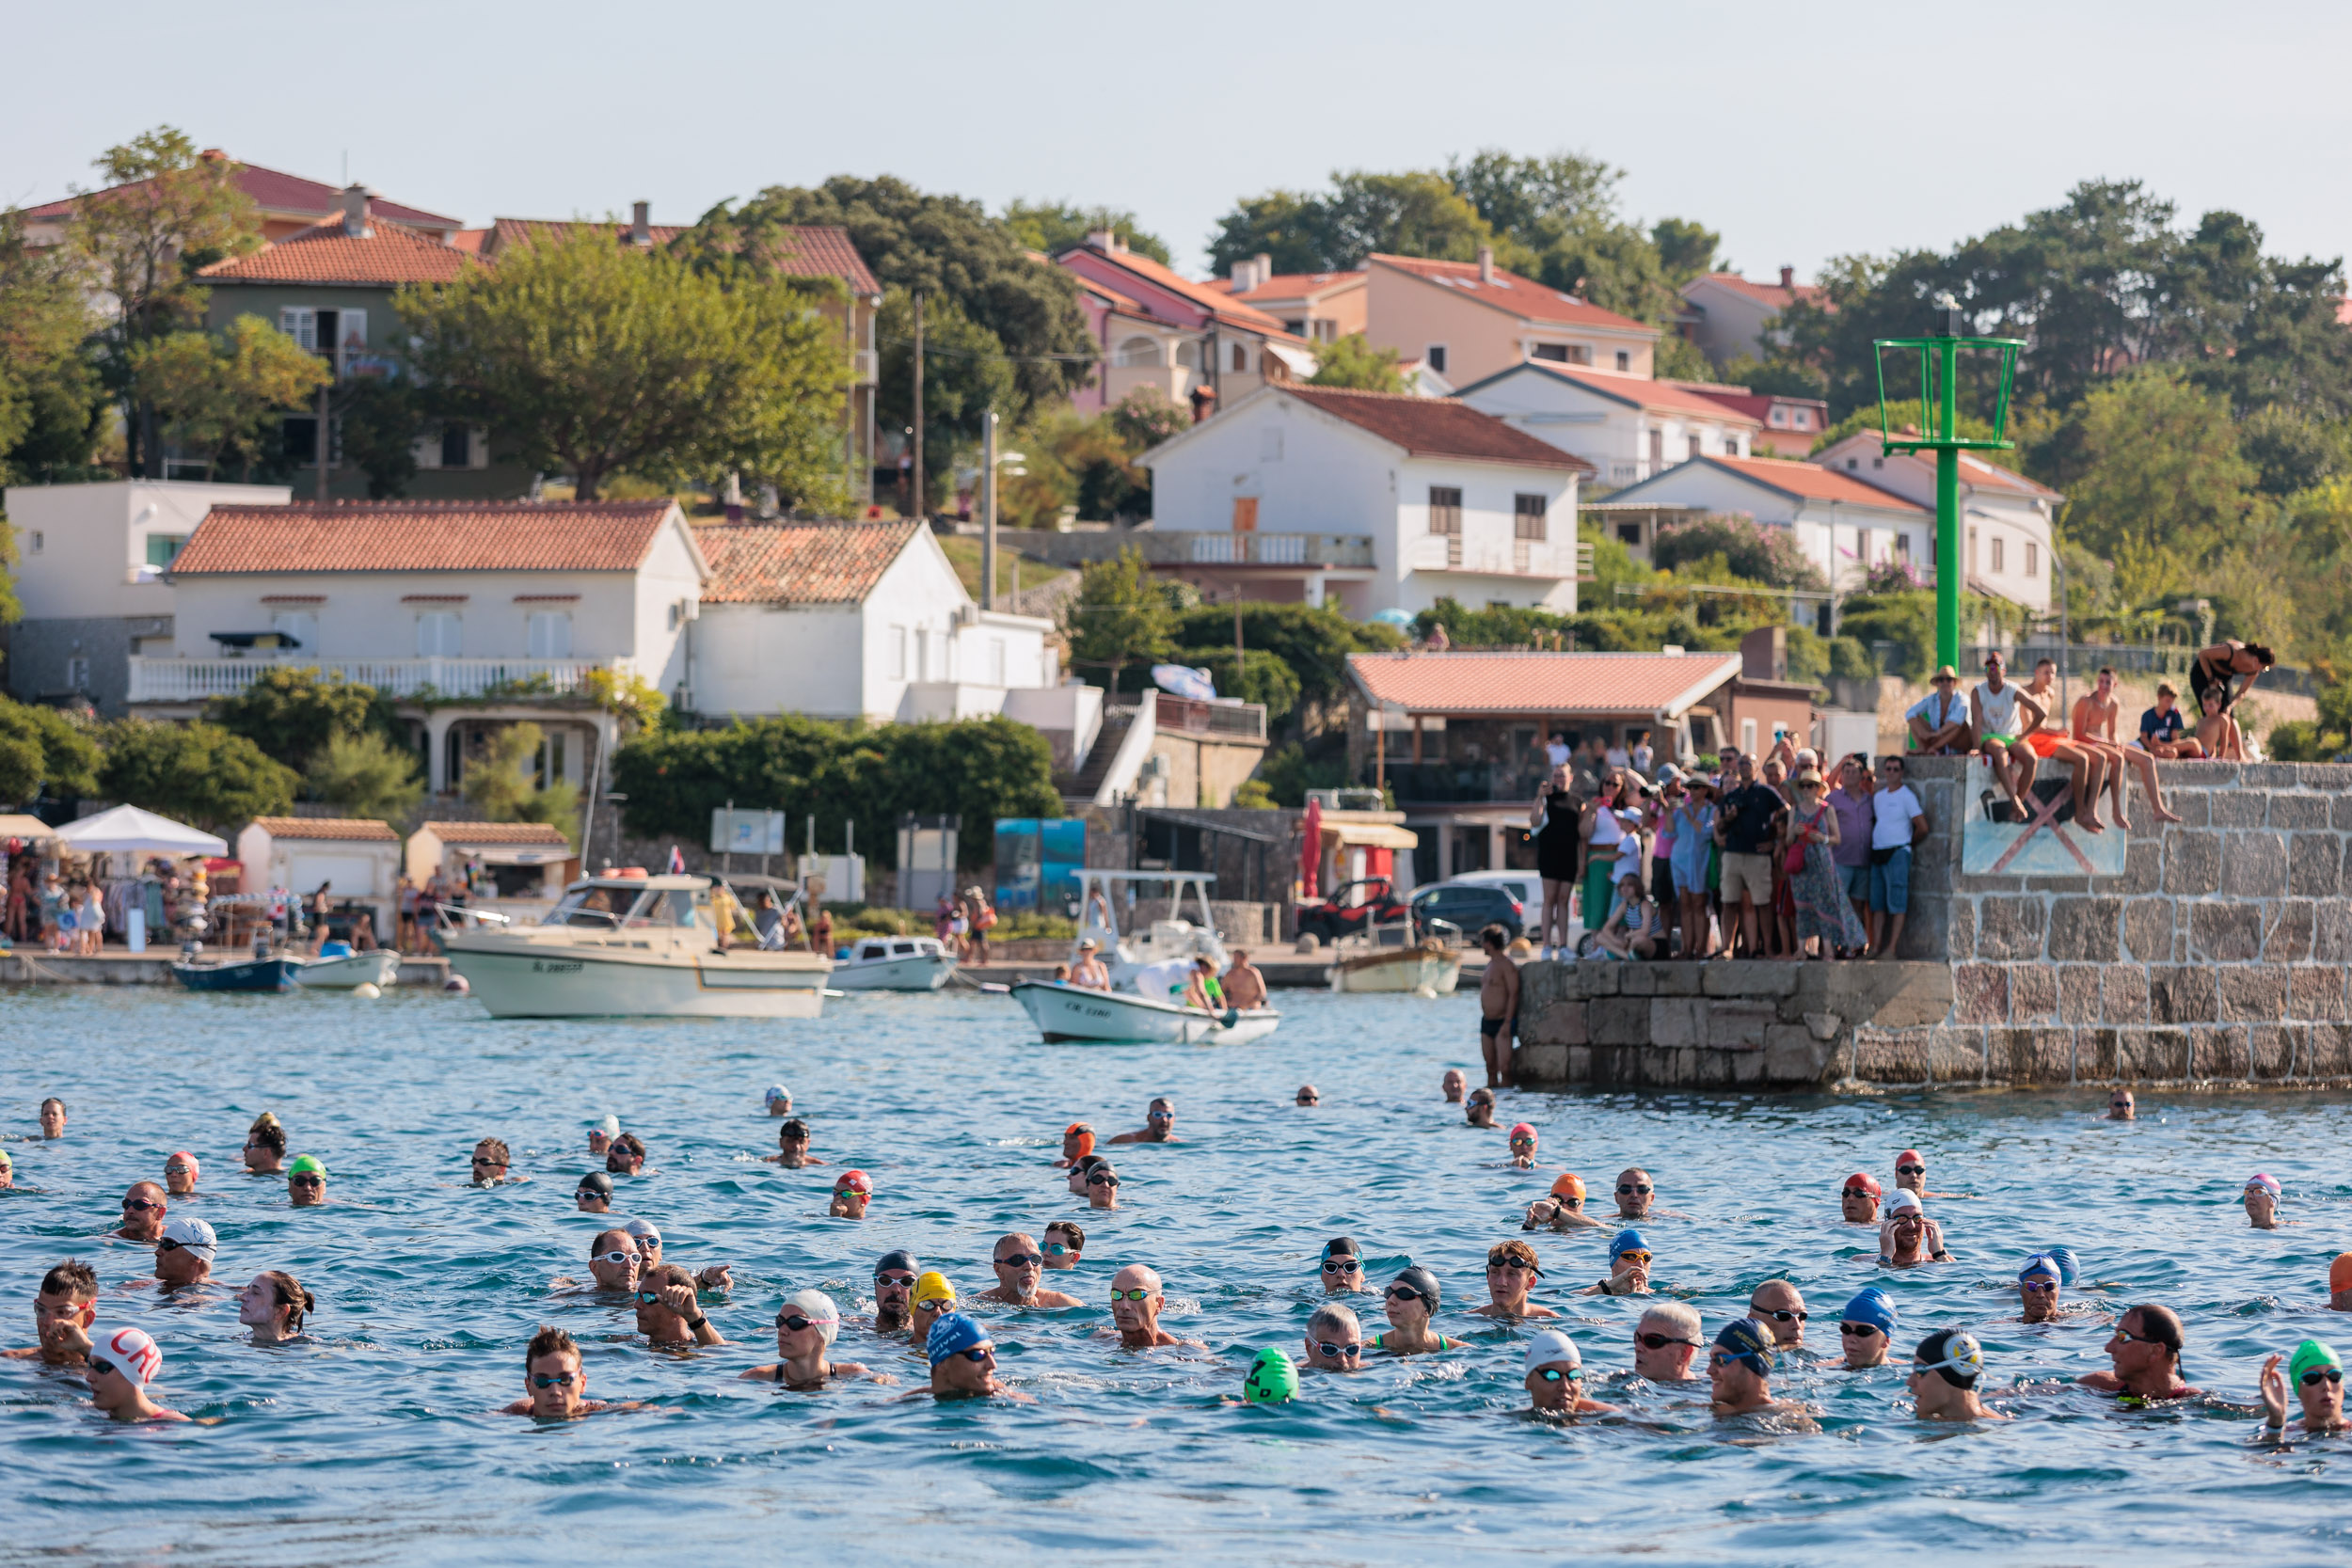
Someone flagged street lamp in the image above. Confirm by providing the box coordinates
[1873,294,2024,668]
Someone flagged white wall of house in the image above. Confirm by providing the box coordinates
[1814,436,2057,612]
[1458,368,1755,489]
[167,568,656,663]
[6,480,290,620]
[1677,277,1786,366]
[1606,462,1929,592]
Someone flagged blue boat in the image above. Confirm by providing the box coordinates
[170,955,305,993]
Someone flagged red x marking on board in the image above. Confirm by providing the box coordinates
[1986,782,2096,875]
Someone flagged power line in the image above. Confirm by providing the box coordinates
[875,332,1104,366]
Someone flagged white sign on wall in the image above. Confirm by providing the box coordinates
[710,808,786,856]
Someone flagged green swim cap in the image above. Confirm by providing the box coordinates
[2288,1338,2342,1386]
[1242,1347,1298,1404]
[289,1154,326,1177]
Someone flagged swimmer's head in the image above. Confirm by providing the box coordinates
[780,1288,840,1348]
[1912,1327,1984,1388]
[875,1248,918,1280]
[575,1171,614,1205]
[1524,1327,1581,1376]
[289,1154,326,1178]
[1886,1188,1924,1216]
[94,1325,162,1387]
[2289,1338,2343,1389]
[624,1218,661,1257]
[764,1085,791,1111]
[2247,1172,2282,1197]
[2018,1253,2063,1289]
[913,1272,957,1308]
[1843,1172,1882,1196]
[1241,1347,1299,1405]
[1610,1228,1651,1266]
[1712,1317,1774,1375]
[164,1150,199,1190]
[1549,1172,1586,1203]
[2330,1252,2352,1307]
[594,1114,621,1139]
[1063,1123,1095,1159]
[1388,1266,1440,1314]
[1841,1287,1898,1339]
[1507,1122,1536,1149]
[925,1310,987,1367]
[834,1168,872,1196]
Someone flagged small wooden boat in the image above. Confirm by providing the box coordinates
[1010,980,1280,1044]
[1328,939,1461,996]
[171,954,305,993]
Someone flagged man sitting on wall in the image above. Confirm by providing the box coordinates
[1906,667,1973,755]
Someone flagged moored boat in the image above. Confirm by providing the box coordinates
[171,954,304,993]
[1010,979,1280,1044]
[294,949,402,990]
[829,935,956,991]
[1328,940,1461,996]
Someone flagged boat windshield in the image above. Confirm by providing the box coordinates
[549,886,657,928]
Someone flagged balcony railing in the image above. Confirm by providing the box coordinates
[128,656,620,705]
[1404,534,1583,578]
[1155,694,1268,741]
[1127,531,1376,569]
[1371,761,1549,804]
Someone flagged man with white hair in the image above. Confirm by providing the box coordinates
[1302,1302,1366,1371]
[1107,1263,1197,1350]
[1523,1328,1621,1415]
[1630,1302,1704,1382]
[740,1290,894,1388]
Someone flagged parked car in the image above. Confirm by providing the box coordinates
[1294,877,1410,944]
[1408,879,1525,944]
[1438,869,1542,912]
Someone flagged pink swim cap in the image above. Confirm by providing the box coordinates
[1508,1122,1537,1141]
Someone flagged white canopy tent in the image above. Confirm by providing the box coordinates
[53,804,229,858]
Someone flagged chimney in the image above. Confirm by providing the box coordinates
[630,201,652,247]
[1740,625,1787,682]
[1779,264,1794,290]
[340,184,374,238]
[1086,228,1122,253]
[1232,252,1272,293]
[1476,245,1495,284]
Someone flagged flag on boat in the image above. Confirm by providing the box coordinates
[667,846,686,874]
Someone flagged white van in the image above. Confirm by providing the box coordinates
[1441,868,1544,913]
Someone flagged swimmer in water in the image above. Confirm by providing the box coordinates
[829,1169,872,1218]
[2017,1253,2067,1322]
[1055,1123,1095,1167]
[1631,1304,1705,1382]
[39,1097,67,1139]
[1374,1266,1463,1354]
[239,1271,313,1343]
[163,1151,199,1196]
[470,1137,519,1186]
[0,1148,12,1188]
[2331,1254,2352,1312]
[1441,1069,1468,1104]
[2259,1339,2348,1437]
[153,1219,216,1289]
[287,1155,327,1207]
[1241,1346,1298,1404]
[1524,1172,1608,1232]
[502,1325,628,1418]
[1523,1328,1621,1416]
[908,1272,957,1347]
[1470,1239,1558,1319]
[1612,1167,1655,1219]
[1295,1085,1320,1107]
[1107,1263,1198,1350]
[575,1172,614,1213]
[2107,1088,2136,1120]
[1465,1088,1498,1129]
[244,1115,287,1175]
[1086,1163,1121,1209]
[1908,1329,2005,1420]
[86,1326,187,1423]
[1318,1236,1365,1292]
[1301,1303,1366,1371]
[1065,1153,1106,1196]
[7,1259,98,1364]
[763,1085,792,1117]
[568,1228,642,1292]
[2244,1173,2283,1229]
[925,1312,1029,1401]
[1041,1221,1084,1272]
[2079,1304,2200,1401]
[1505,1123,1539,1168]
[605,1133,647,1176]
[871,1250,918,1332]
[632,1264,723,1348]
[740,1291,890,1387]
[1708,1319,1789,1418]
[1841,1172,1882,1225]
[1892,1148,1966,1198]
[765,1118,825,1167]
[979,1232,1083,1308]
[1582,1230,1652,1296]
[1108,1098,1178,1144]
[1748,1279,1808,1349]
[114,1180,168,1242]
[1879,1190,1951,1265]
[1838,1288,1898,1368]
[587,1114,619,1157]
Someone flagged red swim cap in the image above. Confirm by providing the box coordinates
[1844,1172,1883,1196]
[835,1168,872,1194]
[1509,1122,1537,1141]
[2331,1253,2352,1294]
[1897,1148,1923,1164]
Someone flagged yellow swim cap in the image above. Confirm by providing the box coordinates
[913,1270,956,1307]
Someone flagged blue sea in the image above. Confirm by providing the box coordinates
[2,984,2347,1565]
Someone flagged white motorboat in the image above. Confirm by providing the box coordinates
[437,873,831,1019]
[294,949,401,990]
[1011,979,1279,1045]
[829,935,957,991]
[1328,924,1462,996]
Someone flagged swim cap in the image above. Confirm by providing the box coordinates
[1065,1123,1095,1156]
[2246,1172,2282,1197]
[2043,1247,2080,1286]
[925,1310,988,1366]
[875,1248,918,1278]
[764,1085,791,1107]
[100,1325,162,1385]
[1714,1318,1774,1371]
[1524,1328,1581,1375]
[2288,1338,2342,1386]
[1843,1172,1882,1196]
[1391,1266,1441,1310]
[288,1155,326,1178]
[913,1271,957,1307]
[577,1172,614,1198]
[783,1288,840,1346]
[1842,1287,1898,1338]
[1914,1327,1985,1387]
[1322,1235,1360,1259]
[1610,1228,1651,1262]
[160,1217,217,1260]
[1550,1172,1586,1201]
[625,1218,660,1245]
[2018,1253,2062,1285]
[1242,1347,1299,1404]
[1897,1148,1923,1165]
[1508,1122,1537,1142]
[2331,1253,2352,1294]
[594,1114,620,1138]
[834,1169,872,1195]
[1886,1189,1923,1215]
[167,1150,199,1180]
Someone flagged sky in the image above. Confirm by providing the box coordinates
[8,0,2350,285]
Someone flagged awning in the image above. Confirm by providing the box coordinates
[1322,822,1419,850]
[0,814,57,841]
[1263,341,1319,377]
[54,804,228,857]
[449,846,569,866]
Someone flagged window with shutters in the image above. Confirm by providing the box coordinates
[2026,541,2039,578]
[1427,487,1462,534]
[1231,342,1248,372]
[527,611,572,658]
[415,612,462,657]
[1990,536,2005,573]
[1513,494,1548,541]
[1647,428,1663,469]
[1615,350,1630,371]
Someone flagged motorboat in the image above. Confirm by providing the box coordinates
[171,953,304,993]
[293,944,401,990]
[1071,869,1230,986]
[829,935,956,991]
[1010,979,1279,1045]
[1328,921,1461,996]
[437,873,831,1019]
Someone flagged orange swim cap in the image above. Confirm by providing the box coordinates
[1065,1125,1095,1158]
[1550,1172,1586,1200]
[2330,1252,2352,1294]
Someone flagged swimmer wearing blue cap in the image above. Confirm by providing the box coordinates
[1581,1230,1652,1296]
[1521,1328,1620,1417]
[1708,1318,1788,1418]
[925,1311,1031,1402]
[763,1085,792,1117]
[1909,1328,2005,1420]
[1838,1288,1898,1368]
[2017,1254,2067,1323]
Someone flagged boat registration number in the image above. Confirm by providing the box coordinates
[531,959,583,974]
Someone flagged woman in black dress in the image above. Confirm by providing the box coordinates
[1528,766,1581,958]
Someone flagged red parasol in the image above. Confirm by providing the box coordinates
[1298,797,1323,899]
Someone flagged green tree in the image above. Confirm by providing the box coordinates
[332,376,426,499]
[0,209,105,486]
[209,667,398,771]
[307,729,424,820]
[2062,367,2256,603]
[1210,171,1494,275]
[1204,191,1330,277]
[98,720,295,831]
[1308,333,1405,392]
[1650,217,1722,286]
[1065,548,1172,692]
[130,315,331,480]
[0,695,101,804]
[463,721,543,822]
[401,227,850,503]
[1001,200,1171,265]
[1107,388,1188,450]
[875,287,1013,509]
[1652,515,1827,590]
[1168,601,1402,720]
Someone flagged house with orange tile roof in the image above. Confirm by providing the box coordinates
[1453,360,1761,491]
[1363,248,1660,392]
[1208,258,1367,345]
[1811,430,2059,613]
[1677,267,1827,369]
[1138,384,1590,618]
[19,150,461,251]
[1675,383,1833,457]
[1056,232,1319,420]
[1602,453,1930,609]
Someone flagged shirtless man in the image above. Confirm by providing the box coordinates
[1477,925,1519,1089]
[764,1118,826,1167]
[871,1250,918,1332]
[2016,657,2108,826]
[1613,1167,1657,1219]
[1470,1240,1559,1320]
[1632,1303,1705,1382]
[1708,1319,1794,1418]
[114,1181,168,1243]
[1908,1329,2006,1420]
[1524,1172,1608,1232]
[633,1264,724,1349]
[925,1312,1030,1401]
[2195,685,2248,762]
[977,1232,1083,1308]
[1841,1172,1883,1226]
[1970,652,2046,815]
[1107,1263,1197,1350]
[1440,1068,1467,1104]
[7,1259,98,1364]
[2079,1304,2200,1401]
[1221,949,1267,1010]
[2073,666,2182,828]
[501,1325,631,1418]
[1107,1098,1177,1144]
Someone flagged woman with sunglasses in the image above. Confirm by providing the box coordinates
[1522,1329,1621,1417]
[2016,1253,2074,1323]
[1085,1163,1121,1210]
[162,1150,200,1196]
[1836,1288,1898,1369]
[2260,1339,2348,1436]
[1471,1241,1558,1320]
[908,1273,958,1348]
[739,1290,891,1389]
[240,1270,315,1343]
[1317,1237,1365,1293]
[1373,1267,1463,1355]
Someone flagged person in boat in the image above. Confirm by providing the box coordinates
[1070,939,1112,990]
[575,1172,614,1213]
[1181,957,1224,1011]
[1222,949,1267,1010]
[978,1232,1083,1308]
[739,1291,890,1388]
[2080,1305,2200,1401]
[1478,924,1520,1089]
[871,1250,919,1331]
[829,1169,872,1218]
[765,1119,825,1167]
[1042,1221,1085,1271]
[1108,1099,1178,1144]
[751,893,787,950]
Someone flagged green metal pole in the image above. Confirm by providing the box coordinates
[1935,337,1961,669]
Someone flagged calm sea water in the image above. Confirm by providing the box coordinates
[2,983,2347,1565]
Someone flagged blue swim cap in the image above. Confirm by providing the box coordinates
[2018,1252,2062,1285]
[1610,1228,1651,1262]
[1842,1286,1899,1337]
[2043,1247,2080,1286]
[1714,1317,1774,1371]
[926,1310,989,1366]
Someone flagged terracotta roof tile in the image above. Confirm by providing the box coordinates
[1276,387,1593,472]
[23,160,459,230]
[1470,361,1763,424]
[1231,271,1365,303]
[170,500,679,576]
[1689,270,1827,311]
[417,821,573,846]
[246,816,399,842]
[698,520,922,605]
[1698,454,1927,511]
[199,217,473,286]
[1347,650,1742,716]
[1371,254,1653,334]
[486,219,880,295]
[1065,245,1295,338]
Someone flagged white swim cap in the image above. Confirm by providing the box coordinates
[624,1218,660,1245]
[1524,1328,1581,1374]
[160,1217,218,1259]
[101,1325,162,1385]
[595,1114,620,1138]
[784,1288,840,1346]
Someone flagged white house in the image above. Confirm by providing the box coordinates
[1453,361,1761,491]
[691,521,1092,761]
[236,816,401,940]
[3,479,291,714]
[1139,383,1592,617]
[1677,268,1827,369]
[1811,430,2060,614]
[1604,454,1930,597]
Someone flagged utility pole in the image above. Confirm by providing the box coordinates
[911,293,926,523]
[313,382,330,503]
[981,408,998,610]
